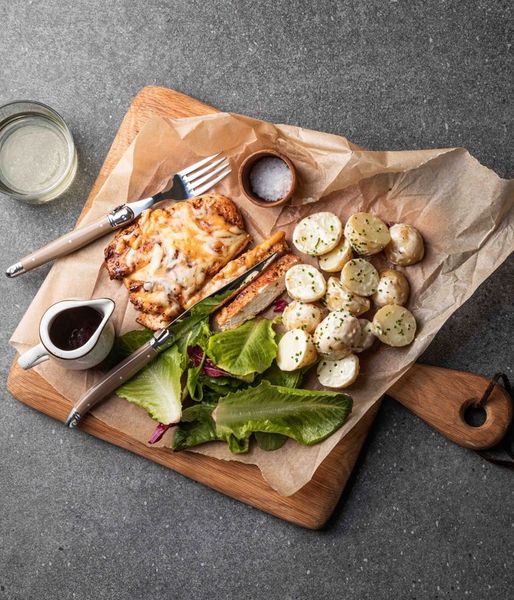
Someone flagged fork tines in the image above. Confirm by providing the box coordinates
[178,152,231,197]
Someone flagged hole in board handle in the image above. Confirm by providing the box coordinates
[462,401,487,428]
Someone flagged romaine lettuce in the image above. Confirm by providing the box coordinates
[254,432,288,451]
[213,380,352,446]
[172,404,251,453]
[259,362,307,389]
[174,319,211,356]
[173,403,220,450]
[206,319,277,377]
[106,328,154,367]
[116,344,185,425]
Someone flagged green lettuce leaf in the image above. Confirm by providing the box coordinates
[186,362,205,402]
[167,288,230,345]
[173,418,218,451]
[260,362,307,388]
[173,403,218,450]
[254,432,288,451]
[227,435,250,454]
[172,403,250,453]
[206,319,277,377]
[175,319,211,355]
[213,380,352,446]
[198,375,243,395]
[106,328,154,367]
[116,344,185,425]
[187,365,246,403]
[180,403,215,422]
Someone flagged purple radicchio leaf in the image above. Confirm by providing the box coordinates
[148,422,172,444]
[187,346,230,378]
[273,297,289,313]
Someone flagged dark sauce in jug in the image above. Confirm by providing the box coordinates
[49,306,103,351]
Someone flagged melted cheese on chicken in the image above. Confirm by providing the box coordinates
[104,194,251,329]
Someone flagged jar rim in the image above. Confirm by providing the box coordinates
[0,100,77,203]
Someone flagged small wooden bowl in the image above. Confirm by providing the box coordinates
[238,149,296,208]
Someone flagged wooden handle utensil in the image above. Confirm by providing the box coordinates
[65,340,159,428]
[5,216,114,277]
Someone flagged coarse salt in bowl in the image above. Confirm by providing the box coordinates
[250,157,292,202]
[239,149,296,207]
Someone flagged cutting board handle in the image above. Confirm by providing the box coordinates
[388,364,513,450]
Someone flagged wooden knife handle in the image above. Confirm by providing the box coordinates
[6,215,113,277]
[65,340,159,428]
[388,364,513,450]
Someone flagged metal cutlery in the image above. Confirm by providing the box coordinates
[64,252,278,428]
[6,153,231,277]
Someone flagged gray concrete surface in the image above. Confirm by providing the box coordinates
[1,1,513,599]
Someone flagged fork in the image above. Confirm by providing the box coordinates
[5,153,231,277]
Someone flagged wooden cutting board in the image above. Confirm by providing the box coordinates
[7,87,512,529]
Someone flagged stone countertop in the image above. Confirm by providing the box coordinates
[0,1,512,599]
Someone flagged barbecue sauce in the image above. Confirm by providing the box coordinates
[49,306,102,351]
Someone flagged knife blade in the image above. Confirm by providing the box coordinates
[64,252,279,428]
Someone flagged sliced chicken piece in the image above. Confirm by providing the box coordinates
[184,231,288,309]
[214,253,300,331]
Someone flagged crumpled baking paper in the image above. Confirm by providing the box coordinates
[11,113,514,496]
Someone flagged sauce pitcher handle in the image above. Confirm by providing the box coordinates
[18,343,49,370]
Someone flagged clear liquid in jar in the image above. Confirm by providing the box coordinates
[0,115,70,195]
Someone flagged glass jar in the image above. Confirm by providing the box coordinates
[0,100,77,204]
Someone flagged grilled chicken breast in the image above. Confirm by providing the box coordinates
[104,194,251,329]
[214,253,300,331]
[184,231,288,309]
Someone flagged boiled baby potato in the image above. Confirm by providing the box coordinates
[318,236,353,272]
[313,310,361,359]
[344,212,391,256]
[285,264,327,302]
[372,305,417,347]
[292,212,343,256]
[352,319,376,353]
[276,328,318,371]
[282,301,323,334]
[340,258,379,297]
[384,223,425,266]
[372,269,410,307]
[325,277,370,316]
[317,354,360,389]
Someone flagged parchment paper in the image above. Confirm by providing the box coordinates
[10,113,514,496]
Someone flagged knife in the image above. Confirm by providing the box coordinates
[5,198,156,278]
[64,252,279,428]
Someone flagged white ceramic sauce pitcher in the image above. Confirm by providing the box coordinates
[18,298,115,371]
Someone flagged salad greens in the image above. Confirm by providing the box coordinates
[112,313,352,454]
[206,318,277,377]
[254,431,288,451]
[174,318,211,356]
[171,403,250,454]
[212,380,352,446]
[106,328,153,367]
[116,344,185,425]
[258,361,307,389]
[172,403,219,450]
